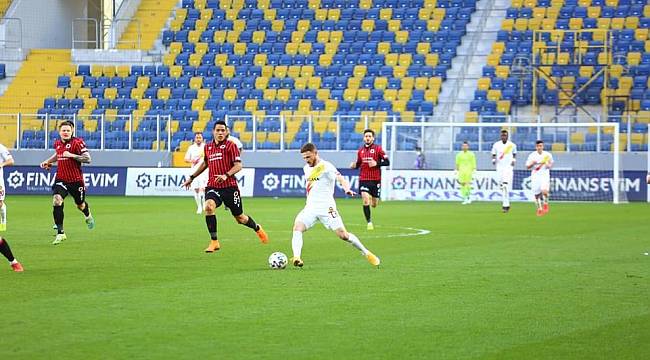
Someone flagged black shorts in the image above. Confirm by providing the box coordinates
[205,186,243,216]
[359,180,381,198]
[52,181,86,205]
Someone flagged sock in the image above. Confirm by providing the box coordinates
[502,184,510,208]
[363,205,371,223]
[199,191,205,208]
[0,237,15,262]
[81,202,90,217]
[345,232,369,255]
[291,231,303,258]
[462,184,471,200]
[543,194,549,204]
[194,192,202,209]
[205,215,218,240]
[535,195,542,209]
[0,203,6,224]
[242,215,259,231]
[53,205,65,234]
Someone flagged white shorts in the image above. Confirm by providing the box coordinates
[295,206,345,231]
[531,175,550,195]
[191,172,208,190]
[0,177,5,201]
[496,168,514,188]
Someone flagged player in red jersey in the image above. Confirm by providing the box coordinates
[0,236,23,272]
[182,120,268,253]
[349,129,389,230]
[40,121,95,245]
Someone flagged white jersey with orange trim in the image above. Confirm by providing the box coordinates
[303,159,339,210]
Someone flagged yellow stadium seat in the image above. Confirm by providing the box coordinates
[398,53,412,67]
[157,88,171,100]
[486,53,501,67]
[425,53,439,66]
[324,43,338,55]
[477,77,491,91]
[286,42,299,55]
[137,76,150,89]
[597,18,610,29]
[277,89,290,101]
[264,9,276,20]
[501,19,514,31]
[330,31,343,43]
[400,77,414,90]
[514,19,528,31]
[131,88,145,100]
[487,90,501,101]
[234,42,246,55]
[263,89,276,101]
[569,18,583,30]
[379,8,392,20]
[625,17,639,29]
[327,8,340,21]
[528,18,542,30]
[298,43,312,56]
[611,18,625,30]
[77,87,91,99]
[221,65,235,78]
[224,89,237,101]
[495,66,509,78]
[347,77,361,90]
[374,77,388,90]
[464,111,479,123]
[377,42,391,55]
[316,89,329,101]
[308,77,322,90]
[274,66,288,78]
[254,54,267,66]
[385,53,398,67]
[384,89,398,101]
[570,132,585,144]
[104,88,117,100]
[635,29,649,41]
[287,65,301,79]
[300,65,314,78]
[551,143,566,152]
[170,65,182,78]
[213,31,226,43]
[532,7,546,19]
[361,19,374,32]
[628,52,641,66]
[395,31,409,43]
[255,77,269,90]
[116,65,130,77]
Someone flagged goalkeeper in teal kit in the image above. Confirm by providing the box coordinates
[455,141,477,204]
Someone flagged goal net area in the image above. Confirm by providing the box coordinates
[381,122,630,204]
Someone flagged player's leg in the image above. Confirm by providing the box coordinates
[333,225,380,267]
[361,190,373,230]
[324,208,380,266]
[51,182,68,244]
[0,237,23,272]
[0,199,6,232]
[203,189,221,252]
[72,184,94,230]
[541,178,550,213]
[226,188,268,244]
[199,187,206,213]
[291,209,318,267]
[291,219,308,267]
[193,187,202,214]
[500,169,512,212]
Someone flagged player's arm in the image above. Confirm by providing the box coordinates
[377,151,390,167]
[336,172,355,196]
[184,148,193,164]
[62,150,91,164]
[490,144,497,165]
[525,153,535,169]
[546,154,554,169]
[0,153,14,167]
[350,151,362,169]
[183,156,209,189]
[40,153,58,169]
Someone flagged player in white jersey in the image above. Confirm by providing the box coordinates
[0,142,14,232]
[491,130,517,213]
[526,140,554,217]
[290,143,380,268]
[185,133,208,214]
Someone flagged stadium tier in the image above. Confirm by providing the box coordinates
[467,0,650,151]
[24,0,478,152]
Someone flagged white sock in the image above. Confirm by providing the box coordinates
[10,259,17,265]
[193,192,202,209]
[0,204,6,224]
[346,232,369,255]
[536,196,542,209]
[200,192,205,208]
[292,231,303,258]
[502,184,510,207]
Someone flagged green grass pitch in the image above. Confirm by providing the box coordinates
[1,196,649,359]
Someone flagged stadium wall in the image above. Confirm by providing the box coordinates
[4,0,90,49]
[4,166,648,202]
[9,150,649,171]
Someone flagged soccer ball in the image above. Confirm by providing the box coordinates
[268,252,288,269]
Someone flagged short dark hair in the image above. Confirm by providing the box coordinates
[501,130,508,134]
[214,120,227,129]
[300,142,317,153]
[462,141,469,145]
[59,120,75,129]
[363,129,375,136]
[194,132,203,136]
[536,140,544,145]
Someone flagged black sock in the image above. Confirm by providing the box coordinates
[53,205,65,234]
[363,205,371,223]
[81,202,90,217]
[205,215,218,240]
[242,216,259,231]
[0,237,15,262]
